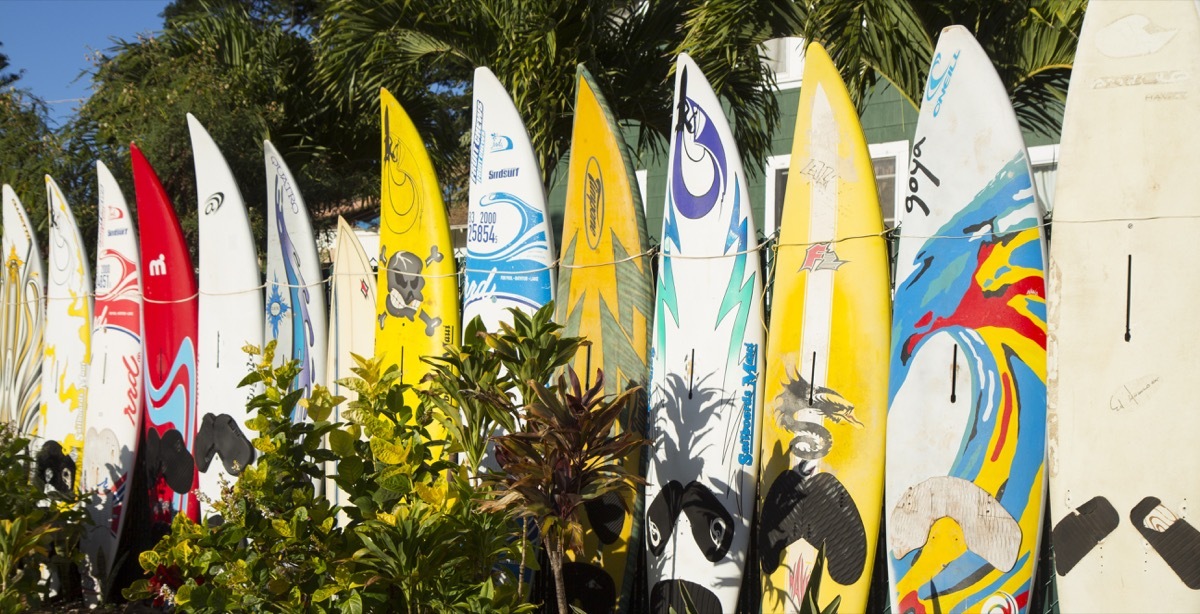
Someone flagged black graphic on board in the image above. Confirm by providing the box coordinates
[35,441,75,493]
[379,247,444,336]
[1131,496,1200,590]
[584,490,626,545]
[1051,495,1119,576]
[560,561,616,614]
[145,428,195,494]
[646,480,734,562]
[651,579,721,614]
[195,413,255,476]
[759,462,867,585]
[776,370,861,429]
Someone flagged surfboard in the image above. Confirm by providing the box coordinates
[190,114,262,511]
[37,175,92,495]
[553,64,654,614]
[0,184,44,438]
[80,160,143,597]
[463,66,555,331]
[756,41,889,614]
[1047,2,1200,611]
[375,87,458,421]
[264,140,326,417]
[132,143,201,525]
[324,216,376,509]
[644,53,763,613]
[886,26,1047,614]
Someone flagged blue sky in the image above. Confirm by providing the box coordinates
[0,0,170,126]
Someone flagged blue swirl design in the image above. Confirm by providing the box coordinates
[274,192,316,414]
[463,191,552,311]
[146,335,196,513]
[671,89,727,220]
[888,152,1046,612]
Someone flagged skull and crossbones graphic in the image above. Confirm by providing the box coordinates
[379,245,444,337]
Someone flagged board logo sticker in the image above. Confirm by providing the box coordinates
[203,192,224,215]
[584,157,605,250]
[671,66,727,220]
[924,50,961,117]
[799,243,846,272]
[148,254,167,277]
[470,100,485,184]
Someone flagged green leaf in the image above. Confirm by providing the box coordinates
[339,590,363,614]
[329,428,357,457]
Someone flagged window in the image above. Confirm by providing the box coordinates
[868,140,909,229]
[763,154,791,233]
[636,169,649,212]
[762,37,806,90]
[1028,144,1060,215]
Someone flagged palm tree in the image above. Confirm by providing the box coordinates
[800,0,1086,136]
[314,0,804,188]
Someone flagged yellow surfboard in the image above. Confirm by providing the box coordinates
[554,65,653,613]
[756,42,889,614]
[376,87,459,430]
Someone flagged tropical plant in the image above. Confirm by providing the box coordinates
[125,343,532,613]
[0,425,88,614]
[798,0,1086,136]
[482,369,645,614]
[314,0,804,187]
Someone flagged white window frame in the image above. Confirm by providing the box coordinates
[763,153,791,233]
[1027,143,1060,215]
[868,139,910,228]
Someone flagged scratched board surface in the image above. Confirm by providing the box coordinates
[375,87,458,432]
[885,26,1047,614]
[192,115,263,511]
[554,64,653,613]
[1048,2,1200,611]
[39,175,92,495]
[462,66,555,331]
[264,139,326,417]
[756,42,889,614]
[133,144,201,524]
[0,185,44,441]
[644,53,763,614]
[80,161,143,595]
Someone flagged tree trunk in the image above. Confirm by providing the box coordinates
[546,533,568,614]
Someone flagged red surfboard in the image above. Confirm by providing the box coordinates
[131,144,200,524]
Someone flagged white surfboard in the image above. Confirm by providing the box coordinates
[886,26,1047,614]
[1,186,44,438]
[463,66,555,331]
[1048,2,1200,611]
[80,160,143,598]
[39,175,92,494]
[324,216,376,509]
[645,53,764,613]
[190,114,264,510]
[264,140,326,418]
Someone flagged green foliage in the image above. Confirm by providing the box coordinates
[315,0,798,184]
[800,0,1086,137]
[0,425,88,614]
[124,341,532,613]
[0,42,23,88]
[0,89,69,252]
[66,0,375,262]
[482,367,646,614]
[424,304,582,472]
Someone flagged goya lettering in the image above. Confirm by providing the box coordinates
[906,137,939,216]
